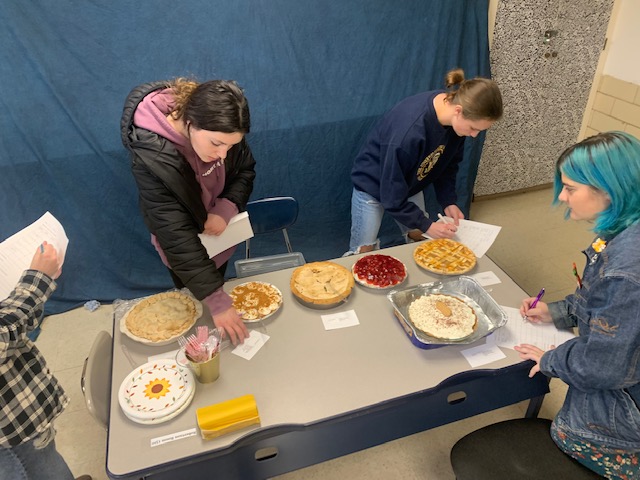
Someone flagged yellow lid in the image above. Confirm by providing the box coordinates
[196,394,260,439]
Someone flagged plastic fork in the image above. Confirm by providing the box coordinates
[185,334,207,362]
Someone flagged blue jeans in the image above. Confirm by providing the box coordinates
[0,426,74,480]
[346,188,427,255]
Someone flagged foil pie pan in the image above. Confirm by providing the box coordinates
[387,276,507,349]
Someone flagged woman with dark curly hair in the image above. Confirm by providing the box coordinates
[121,78,256,345]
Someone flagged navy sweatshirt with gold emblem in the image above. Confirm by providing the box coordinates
[351,90,465,232]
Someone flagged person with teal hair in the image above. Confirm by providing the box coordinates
[552,131,640,235]
[516,131,640,478]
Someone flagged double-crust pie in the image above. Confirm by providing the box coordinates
[408,293,477,340]
[229,281,283,322]
[124,291,198,343]
[352,254,407,289]
[413,239,476,275]
[290,261,354,306]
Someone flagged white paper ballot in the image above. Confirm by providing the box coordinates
[470,271,502,287]
[321,309,360,330]
[0,212,69,300]
[486,306,576,351]
[232,330,270,360]
[198,211,254,258]
[461,342,506,367]
[423,218,501,258]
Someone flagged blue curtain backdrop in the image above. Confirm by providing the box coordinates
[0,0,491,314]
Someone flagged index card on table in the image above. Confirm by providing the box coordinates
[486,306,576,351]
[0,212,69,300]
[470,271,502,287]
[321,309,360,330]
[232,330,270,360]
[198,211,254,258]
[423,218,501,258]
[461,342,506,367]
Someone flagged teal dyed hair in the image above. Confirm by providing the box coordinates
[553,131,640,235]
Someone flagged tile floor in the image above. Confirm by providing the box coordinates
[38,186,596,480]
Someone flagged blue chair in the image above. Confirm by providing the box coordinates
[244,196,299,258]
[234,197,305,278]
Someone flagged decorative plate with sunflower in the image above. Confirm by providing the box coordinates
[118,358,195,422]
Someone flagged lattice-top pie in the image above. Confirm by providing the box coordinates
[408,293,477,340]
[124,291,198,342]
[413,239,476,275]
[229,281,283,322]
[290,261,354,305]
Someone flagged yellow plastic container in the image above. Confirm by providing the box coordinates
[196,394,260,440]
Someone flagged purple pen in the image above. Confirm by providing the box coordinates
[530,288,545,308]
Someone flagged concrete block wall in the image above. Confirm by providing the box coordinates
[585,74,640,139]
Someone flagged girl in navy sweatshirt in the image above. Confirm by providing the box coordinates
[347,69,502,255]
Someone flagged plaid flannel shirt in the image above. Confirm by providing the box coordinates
[0,270,69,448]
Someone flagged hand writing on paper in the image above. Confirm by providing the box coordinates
[203,213,228,236]
[520,299,552,324]
[425,222,457,239]
[29,241,62,279]
[514,343,555,377]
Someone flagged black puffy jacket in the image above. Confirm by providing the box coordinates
[120,82,256,300]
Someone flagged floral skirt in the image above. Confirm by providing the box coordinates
[551,420,639,479]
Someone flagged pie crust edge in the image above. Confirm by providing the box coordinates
[413,239,477,275]
[120,291,201,344]
[290,261,355,305]
[352,254,407,289]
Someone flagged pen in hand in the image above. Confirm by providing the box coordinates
[530,287,545,309]
[437,213,453,224]
[522,287,545,321]
[437,213,457,230]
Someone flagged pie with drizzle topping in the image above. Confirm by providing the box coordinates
[229,281,283,321]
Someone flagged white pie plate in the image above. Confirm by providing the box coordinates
[229,281,283,323]
[351,254,407,290]
[118,358,195,422]
[119,291,203,346]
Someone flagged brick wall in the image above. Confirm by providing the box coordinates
[585,74,640,139]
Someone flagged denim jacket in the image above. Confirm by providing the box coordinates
[543,223,640,450]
